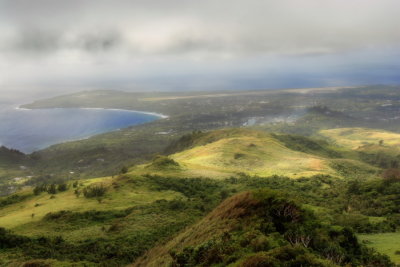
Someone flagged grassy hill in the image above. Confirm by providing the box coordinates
[0,146,33,196]
[359,232,400,264]
[134,128,381,179]
[320,128,400,150]
[320,127,400,170]
[169,129,334,178]
[0,174,216,266]
[2,85,399,196]
[1,127,400,265]
[1,166,400,265]
[132,190,393,267]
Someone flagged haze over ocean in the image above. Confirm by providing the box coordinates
[0,103,159,153]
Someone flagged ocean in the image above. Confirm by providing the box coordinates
[0,104,162,154]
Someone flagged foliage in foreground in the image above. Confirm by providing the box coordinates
[1,173,400,266]
[168,190,393,267]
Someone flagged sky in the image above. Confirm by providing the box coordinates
[1,0,400,98]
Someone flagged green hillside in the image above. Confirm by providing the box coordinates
[170,129,334,178]
[320,128,400,150]
[132,190,392,267]
[135,128,380,179]
[1,127,400,266]
[1,169,400,265]
[12,85,400,188]
[0,146,33,196]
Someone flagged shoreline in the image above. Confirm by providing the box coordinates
[14,106,169,119]
[5,105,169,154]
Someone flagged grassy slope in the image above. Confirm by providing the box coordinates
[320,127,400,150]
[7,85,400,189]
[2,127,398,265]
[171,129,333,178]
[0,147,33,195]
[2,128,369,238]
[0,175,182,241]
[131,191,254,267]
[135,128,382,179]
[359,232,400,264]
[132,190,392,267]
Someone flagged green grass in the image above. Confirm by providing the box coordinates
[0,175,182,240]
[130,128,383,180]
[0,172,224,266]
[320,127,400,150]
[359,232,400,264]
[168,129,335,178]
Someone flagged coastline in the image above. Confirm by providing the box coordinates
[5,105,169,153]
[15,106,169,119]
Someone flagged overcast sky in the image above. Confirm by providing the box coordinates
[1,0,400,97]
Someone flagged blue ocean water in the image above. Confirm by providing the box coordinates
[0,104,161,153]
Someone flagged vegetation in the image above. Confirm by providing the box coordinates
[82,184,107,198]
[136,190,394,267]
[1,169,400,265]
[2,86,400,265]
[3,85,400,189]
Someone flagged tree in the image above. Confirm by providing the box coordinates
[83,184,107,198]
[57,183,68,192]
[47,184,57,194]
[33,186,42,195]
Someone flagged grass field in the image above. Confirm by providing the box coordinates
[167,129,335,178]
[359,232,400,264]
[320,128,400,150]
[0,175,182,241]
[131,128,383,179]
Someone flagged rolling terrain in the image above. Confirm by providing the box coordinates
[1,127,400,265]
[132,190,392,267]
[1,86,400,265]
[3,85,400,196]
[135,128,379,179]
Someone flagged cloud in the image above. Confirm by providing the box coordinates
[1,0,400,94]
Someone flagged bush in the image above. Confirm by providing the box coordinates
[0,194,29,207]
[83,184,107,198]
[57,183,68,192]
[148,156,180,169]
[120,166,128,174]
[47,184,57,195]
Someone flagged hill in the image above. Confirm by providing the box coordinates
[1,163,400,265]
[0,146,28,164]
[132,190,393,267]
[169,129,334,178]
[1,127,400,265]
[136,128,379,179]
[320,128,400,150]
[320,128,400,170]
[3,85,399,194]
[0,173,215,266]
[0,146,32,196]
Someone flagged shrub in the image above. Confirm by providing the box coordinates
[83,184,107,198]
[57,183,68,192]
[47,184,57,194]
[120,166,128,174]
[148,156,180,169]
[0,194,28,207]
